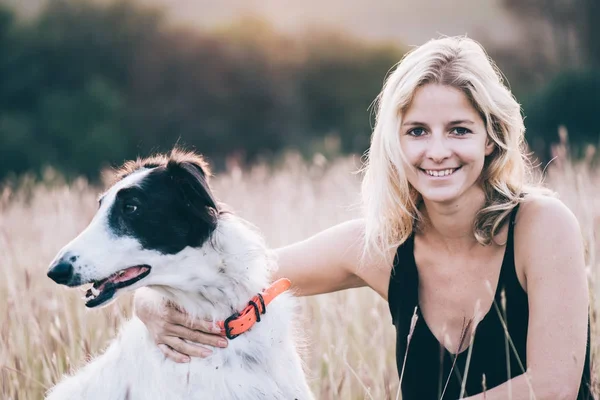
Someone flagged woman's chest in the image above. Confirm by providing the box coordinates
[412,239,508,354]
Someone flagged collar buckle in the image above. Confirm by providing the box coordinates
[223,312,241,340]
[217,279,291,339]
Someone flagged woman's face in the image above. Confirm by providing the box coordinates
[399,84,495,205]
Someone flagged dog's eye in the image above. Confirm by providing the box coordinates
[124,204,138,214]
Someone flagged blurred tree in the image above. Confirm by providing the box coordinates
[523,70,600,159]
[502,0,599,69]
[0,0,154,180]
[582,0,600,68]
[499,0,600,160]
[126,25,303,167]
[299,31,403,154]
[0,0,406,182]
[37,77,129,177]
[0,4,39,177]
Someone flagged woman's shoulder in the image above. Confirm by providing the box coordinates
[514,193,585,285]
[515,193,579,234]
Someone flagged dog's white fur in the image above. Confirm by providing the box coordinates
[46,168,313,400]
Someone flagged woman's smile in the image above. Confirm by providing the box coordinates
[419,166,462,179]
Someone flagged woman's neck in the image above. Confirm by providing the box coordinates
[419,187,486,252]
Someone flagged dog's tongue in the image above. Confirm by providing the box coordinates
[108,266,148,284]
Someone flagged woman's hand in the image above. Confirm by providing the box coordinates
[133,288,228,363]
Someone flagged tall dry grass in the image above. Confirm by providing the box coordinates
[0,148,598,399]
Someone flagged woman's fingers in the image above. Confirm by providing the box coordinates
[167,324,228,348]
[165,306,222,334]
[189,318,223,334]
[137,296,225,361]
[157,343,190,363]
[163,336,213,359]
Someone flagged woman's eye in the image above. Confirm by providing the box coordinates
[452,127,471,135]
[409,128,426,137]
[124,204,138,214]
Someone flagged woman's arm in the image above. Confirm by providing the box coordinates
[465,197,589,400]
[271,219,368,296]
[134,219,369,362]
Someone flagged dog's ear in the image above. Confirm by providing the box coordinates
[167,158,219,228]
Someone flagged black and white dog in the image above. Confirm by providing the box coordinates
[45,149,313,400]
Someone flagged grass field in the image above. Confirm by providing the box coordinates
[0,150,598,399]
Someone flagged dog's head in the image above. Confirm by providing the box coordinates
[47,149,222,308]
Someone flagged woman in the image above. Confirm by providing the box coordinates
[134,37,593,399]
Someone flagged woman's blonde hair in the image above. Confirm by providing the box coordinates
[361,36,552,263]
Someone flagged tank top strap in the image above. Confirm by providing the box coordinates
[388,231,418,326]
[508,203,520,235]
[390,233,415,279]
[506,203,520,258]
[497,203,524,295]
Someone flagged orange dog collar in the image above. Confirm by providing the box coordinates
[216,278,292,339]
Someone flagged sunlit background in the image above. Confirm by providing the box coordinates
[0,0,598,181]
[0,0,598,399]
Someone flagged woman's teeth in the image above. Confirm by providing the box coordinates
[423,168,459,177]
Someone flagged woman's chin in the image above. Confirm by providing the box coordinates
[419,188,462,204]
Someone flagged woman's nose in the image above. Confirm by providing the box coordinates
[426,135,452,162]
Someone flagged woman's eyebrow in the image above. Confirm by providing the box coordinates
[401,119,475,127]
[448,119,475,125]
[401,120,429,127]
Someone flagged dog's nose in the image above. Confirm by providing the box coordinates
[47,260,74,284]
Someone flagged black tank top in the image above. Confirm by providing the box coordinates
[388,204,593,399]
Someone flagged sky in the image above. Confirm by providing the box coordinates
[5,0,522,47]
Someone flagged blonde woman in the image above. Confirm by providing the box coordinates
[135,37,593,399]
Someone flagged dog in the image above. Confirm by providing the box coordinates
[45,149,313,400]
